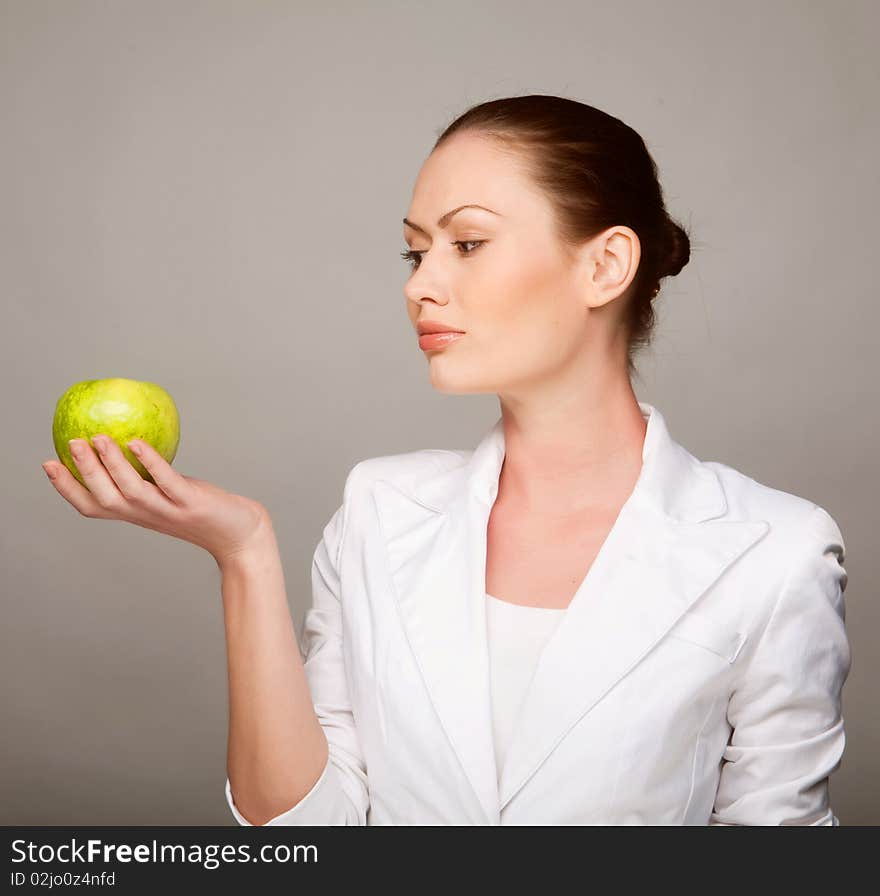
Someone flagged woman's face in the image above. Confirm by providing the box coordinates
[402,131,638,396]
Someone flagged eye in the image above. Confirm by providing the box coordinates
[399,240,486,272]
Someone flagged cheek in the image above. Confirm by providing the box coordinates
[479,245,576,347]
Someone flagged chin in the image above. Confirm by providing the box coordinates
[427,362,494,395]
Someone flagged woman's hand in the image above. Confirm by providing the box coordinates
[41,434,272,567]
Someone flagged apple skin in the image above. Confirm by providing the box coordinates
[52,378,180,488]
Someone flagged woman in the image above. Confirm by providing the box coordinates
[42,95,850,825]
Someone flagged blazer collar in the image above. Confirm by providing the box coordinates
[372,402,769,824]
[405,401,728,523]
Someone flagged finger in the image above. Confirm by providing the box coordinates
[89,434,178,515]
[42,457,113,519]
[125,438,194,506]
[67,438,128,512]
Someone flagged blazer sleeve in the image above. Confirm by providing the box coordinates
[225,465,370,825]
[709,504,852,826]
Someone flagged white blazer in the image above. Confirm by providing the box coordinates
[226,402,851,826]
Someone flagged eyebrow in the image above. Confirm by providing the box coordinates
[402,204,500,236]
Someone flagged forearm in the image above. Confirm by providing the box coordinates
[220,521,328,826]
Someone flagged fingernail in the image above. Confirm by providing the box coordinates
[42,463,56,480]
[91,435,105,454]
[128,441,142,456]
[68,439,82,457]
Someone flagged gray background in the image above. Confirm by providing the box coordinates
[3,0,877,824]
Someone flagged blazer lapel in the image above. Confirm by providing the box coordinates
[372,470,501,825]
[372,403,770,823]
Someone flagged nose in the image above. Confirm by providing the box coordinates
[405,280,449,310]
[403,255,451,303]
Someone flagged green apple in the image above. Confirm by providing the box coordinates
[52,378,180,487]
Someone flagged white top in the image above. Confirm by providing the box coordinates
[485,592,566,782]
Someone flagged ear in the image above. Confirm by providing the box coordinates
[584,226,641,310]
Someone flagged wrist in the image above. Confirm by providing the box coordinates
[214,509,279,574]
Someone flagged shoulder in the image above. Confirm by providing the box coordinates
[702,458,846,570]
[323,448,470,565]
[316,448,471,565]
[342,447,471,497]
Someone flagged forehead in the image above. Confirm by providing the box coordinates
[406,132,547,223]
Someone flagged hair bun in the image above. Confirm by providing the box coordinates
[661,219,691,278]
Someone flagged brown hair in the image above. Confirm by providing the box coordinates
[432,94,691,381]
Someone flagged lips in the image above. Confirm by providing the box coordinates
[416,320,466,336]
[418,331,465,351]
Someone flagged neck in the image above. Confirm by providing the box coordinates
[495,381,648,517]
